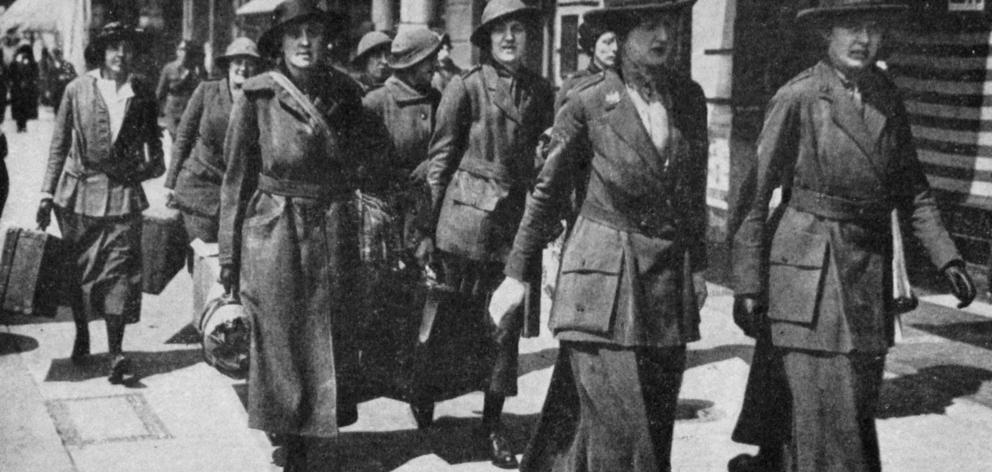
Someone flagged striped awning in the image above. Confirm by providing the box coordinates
[888,31,992,210]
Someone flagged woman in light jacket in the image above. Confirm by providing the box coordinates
[165,38,262,244]
[37,23,165,384]
[217,1,389,470]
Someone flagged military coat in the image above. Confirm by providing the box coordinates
[219,68,388,437]
[165,79,234,218]
[731,61,961,354]
[504,69,708,346]
[426,62,554,262]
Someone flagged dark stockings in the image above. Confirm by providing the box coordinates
[482,392,505,432]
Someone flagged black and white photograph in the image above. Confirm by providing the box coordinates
[1,0,992,471]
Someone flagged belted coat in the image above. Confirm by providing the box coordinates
[426,62,554,262]
[504,69,708,346]
[219,68,388,437]
[731,61,961,354]
[165,79,233,219]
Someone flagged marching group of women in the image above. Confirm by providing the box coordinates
[33,0,983,470]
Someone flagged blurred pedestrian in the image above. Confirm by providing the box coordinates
[488,2,709,470]
[361,26,442,423]
[422,0,554,467]
[430,32,460,93]
[165,37,262,245]
[156,39,205,139]
[555,21,616,110]
[351,30,391,93]
[49,47,77,115]
[37,22,165,384]
[217,1,389,470]
[729,1,976,471]
[9,43,38,132]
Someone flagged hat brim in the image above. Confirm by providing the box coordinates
[352,40,392,66]
[258,11,347,58]
[470,7,541,48]
[388,40,442,70]
[92,31,152,53]
[796,5,908,22]
[582,1,696,37]
[215,53,263,69]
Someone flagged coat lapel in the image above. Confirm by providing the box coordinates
[482,64,522,123]
[603,75,666,178]
[817,63,885,177]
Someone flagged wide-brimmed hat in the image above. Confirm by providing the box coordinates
[258,0,347,58]
[582,0,695,38]
[797,0,908,23]
[389,28,442,69]
[353,31,392,65]
[470,0,542,48]
[577,20,613,54]
[90,22,151,53]
[215,37,262,68]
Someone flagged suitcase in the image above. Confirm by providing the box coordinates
[0,226,66,317]
[141,207,188,294]
[190,239,223,330]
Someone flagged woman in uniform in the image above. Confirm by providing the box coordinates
[156,40,205,139]
[217,1,388,470]
[490,2,709,470]
[165,38,262,244]
[37,23,164,384]
[423,0,554,467]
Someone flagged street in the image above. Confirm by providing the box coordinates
[3,108,992,471]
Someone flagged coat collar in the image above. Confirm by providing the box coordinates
[601,70,667,178]
[384,76,439,105]
[481,62,525,123]
[814,61,890,176]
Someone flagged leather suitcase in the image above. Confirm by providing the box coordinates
[0,226,66,317]
[141,207,187,294]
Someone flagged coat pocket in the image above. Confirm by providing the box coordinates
[436,168,510,258]
[767,231,829,324]
[550,242,623,334]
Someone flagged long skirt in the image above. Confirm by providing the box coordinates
[521,342,686,472]
[732,328,790,447]
[408,252,521,403]
[780,349,885,472]
[240,193,360,438]
[55,209,142,322]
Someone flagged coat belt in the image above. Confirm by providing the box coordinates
[789,187,892,221]
[579,200,676,239]
[257,174,350,200]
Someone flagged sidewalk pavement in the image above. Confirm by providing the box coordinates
[5,110,992,471]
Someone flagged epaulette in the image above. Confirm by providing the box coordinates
[568,69,606,96]
[784,66,815,87]
[461,64,482,78]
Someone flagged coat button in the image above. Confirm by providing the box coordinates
[420,113,428,120]
[576,304,585,312]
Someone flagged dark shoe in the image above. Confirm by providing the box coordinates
[728,450,780,472]
[107,355,132,384]
[487,429,518,469]
[410,402,434,429]
[70,336,90,365]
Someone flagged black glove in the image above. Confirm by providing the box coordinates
[733,295,765,338]
[943,261,975,309]
[36,199,53,230]
[219,264,239,297]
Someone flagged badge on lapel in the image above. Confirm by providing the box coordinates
[605,90,621,108]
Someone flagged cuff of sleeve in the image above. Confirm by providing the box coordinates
[40,192,54,201]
